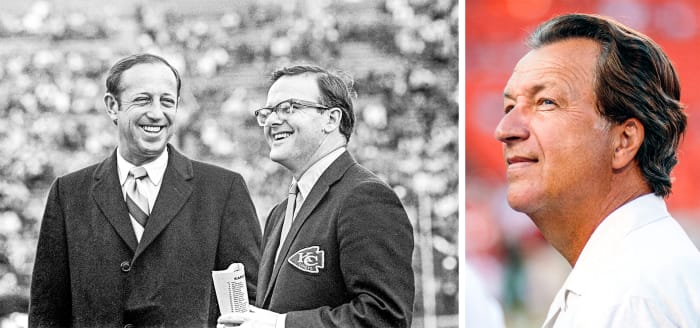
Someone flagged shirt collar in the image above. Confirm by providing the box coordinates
[293,147,346,200]
[560,193,670,301]
[116,148,169,187]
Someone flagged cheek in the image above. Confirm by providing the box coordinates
[543,130,611,182]
[164,110,177,124]
[119,119,135,136]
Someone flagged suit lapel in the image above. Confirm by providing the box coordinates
[262,151,356,307]
[134,146,194,260]
[92,150,139,252]
[256,205,285,307]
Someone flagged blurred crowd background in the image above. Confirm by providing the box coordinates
[0,0,459,327]
[467,0,700,327]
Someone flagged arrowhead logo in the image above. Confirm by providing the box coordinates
[287,246,325,274]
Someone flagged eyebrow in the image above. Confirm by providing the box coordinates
[264,98,292,108]
[129,92,176,98]
[504,84,547,100]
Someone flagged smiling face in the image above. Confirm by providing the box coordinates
[495,38,616,217]
[263,74,330,176]
[105,62,178,166]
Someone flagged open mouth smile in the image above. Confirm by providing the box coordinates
[272,132,293,141]
[141,125,164,134]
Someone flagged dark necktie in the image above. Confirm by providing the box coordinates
[275,181,299,261]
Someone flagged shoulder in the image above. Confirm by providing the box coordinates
[601,217,700,320]
[180,156,245,187]
[587,286,700,327]
[169,145,244,180]
[621,215,700,274]
[578,263,700,327]
[332,164,410,224]
[190,159,242,179]
[61,162,101,180]
[576,295,684,327]
[325,162,407,217]
[340,163,393,192]
[54,162,102,189]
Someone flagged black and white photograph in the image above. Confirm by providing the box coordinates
[0,0,459,327]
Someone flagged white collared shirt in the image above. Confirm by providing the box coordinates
[116,149,168,241]
[291,147,346,215]
[544,194,700,327]
[276,147,345,328]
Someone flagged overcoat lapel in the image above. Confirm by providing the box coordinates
[134,146,193,260]
[92,149,139,252]
[262,151,356,306]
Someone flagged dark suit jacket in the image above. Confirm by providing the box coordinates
[29,145,262,328]
[256,151,415,328]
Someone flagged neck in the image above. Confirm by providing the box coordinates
[531,173,651,267]
[291,135,345,179]
[118,148,161,167]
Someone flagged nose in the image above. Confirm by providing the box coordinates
[145,103,168,120]
[494,105,530,144]
[265,110,284,127]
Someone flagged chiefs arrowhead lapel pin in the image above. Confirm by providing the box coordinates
[288,246,325,273]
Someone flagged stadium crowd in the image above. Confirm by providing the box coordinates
[0,0,458,327]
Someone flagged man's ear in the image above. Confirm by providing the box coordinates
[323,107,343,133]
[104,93,119,124]
[612,117,645,170]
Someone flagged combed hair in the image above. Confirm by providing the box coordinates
[106,53,181,104]
[528,13,687,197]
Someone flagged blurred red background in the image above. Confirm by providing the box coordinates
[467,0,700,212]
[466,1,700,325]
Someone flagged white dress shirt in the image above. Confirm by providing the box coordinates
[293,147,346,211]
[543,194,700,327]
[116,149,168,242]
[276,147,346,328]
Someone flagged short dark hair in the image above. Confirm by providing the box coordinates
[270,65,356,142]
[105,53,181,103]
[528,13,687,197]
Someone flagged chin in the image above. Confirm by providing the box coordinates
[506,189,540,215]
[139,141,168,156]
[269,147,287,163]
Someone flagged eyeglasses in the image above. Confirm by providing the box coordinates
[254,98,330,126]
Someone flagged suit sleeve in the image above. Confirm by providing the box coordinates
[286,181,416,328]
[216,173,262,303]
[29,179,72,328]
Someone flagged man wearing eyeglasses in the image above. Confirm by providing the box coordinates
[219,65,415,328]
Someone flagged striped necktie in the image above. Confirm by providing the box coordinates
[125,166,149,227]
[276,181,299,261]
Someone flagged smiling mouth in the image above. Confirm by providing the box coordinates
[141,125,164,134]
[272,132,293,141]
[507,156,538,166]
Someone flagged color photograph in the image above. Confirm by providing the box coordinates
[467,0,700,327]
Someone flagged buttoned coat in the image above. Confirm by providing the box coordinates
[256,151,415,328]
[29,145,261,328]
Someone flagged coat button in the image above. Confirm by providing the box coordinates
[120,261,131,272]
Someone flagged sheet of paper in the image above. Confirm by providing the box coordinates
[212,263,250,314]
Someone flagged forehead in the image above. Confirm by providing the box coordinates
[505,38,600,96]
[120,63,177,94]
[266,74,321,105]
